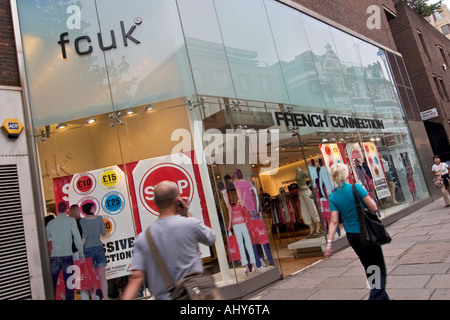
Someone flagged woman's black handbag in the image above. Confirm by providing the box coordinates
[352,184,392,246]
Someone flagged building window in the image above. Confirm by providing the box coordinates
[439,45,449,67]
[433,74,447,100]
[433,11,443,21]
[439,77,449,100]
[442,24,450,35]
[417,30,431,61]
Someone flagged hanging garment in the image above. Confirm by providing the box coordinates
[286,196,295,222]
[290,195,301,223]
[279,189,291,223]
[308,165,318,188]
[319,166,334,196]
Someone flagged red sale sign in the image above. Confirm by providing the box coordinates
[139,163,195,216]
[129,152,211,257]
[53,175,73,211]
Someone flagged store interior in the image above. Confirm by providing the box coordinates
[36,96,429,298]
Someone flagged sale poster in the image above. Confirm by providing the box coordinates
[63,165,136,280]
[361,142,391,199]
[52,152,212,278]
[346,142,366,186]
[319,143,345,170]
[130,152,211,257]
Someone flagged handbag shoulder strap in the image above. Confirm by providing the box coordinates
[352,184,363,211]
[352,184,367,245]
[145,227,173,288]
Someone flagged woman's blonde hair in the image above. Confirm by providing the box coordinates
[330,162,349,188]
[68,204,81,220]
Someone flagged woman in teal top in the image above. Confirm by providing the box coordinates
[324,163,389,300]
[81,203,107,300]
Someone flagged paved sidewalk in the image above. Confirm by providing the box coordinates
[251,198,450,300]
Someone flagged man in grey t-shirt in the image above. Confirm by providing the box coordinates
[122,181,215,300]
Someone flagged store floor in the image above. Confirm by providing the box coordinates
[277,256,323,276]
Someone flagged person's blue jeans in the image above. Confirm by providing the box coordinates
[346,233,390,300]
[50,256,74,300]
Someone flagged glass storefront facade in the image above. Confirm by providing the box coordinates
[15,0,429,298]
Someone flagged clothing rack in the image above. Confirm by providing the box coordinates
[269,186,308,239]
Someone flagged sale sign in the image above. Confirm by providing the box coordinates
[319,143,345,169]
[53,175,73,211]
[66,165,136,280]
[361,142,391,199]
[131,153,211,257]
[138,163,195,216]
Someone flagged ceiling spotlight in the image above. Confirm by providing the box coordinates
[86,117,96,124]
[145,104,153,112]
[56,123,67,129]
[125,109,134,115]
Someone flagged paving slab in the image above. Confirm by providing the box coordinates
[316,276,367,289]
[261,288,316,300]
[297,266,350,278]
[386,288,434,300]
[274,276,328,290]
[306,289,368,300]
[387,275,431,288]
[430,289,450,300]
[425,274,450,289]
[390,263,450,275]
[396,242,450,264]
[250,199,450,301]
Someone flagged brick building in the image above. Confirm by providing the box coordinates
[389,1,450,161]
[0,0,19,86]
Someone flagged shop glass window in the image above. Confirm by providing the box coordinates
[264,0,326,111]
[176,0,236,98]
[213,0,289,104]
[301,13,353,114]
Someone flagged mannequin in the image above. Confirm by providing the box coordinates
[227,189,257,276]
[382,158,398,205]
[295,167,322,237]
[233,169,272,269]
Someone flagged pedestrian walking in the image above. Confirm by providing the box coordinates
[122,181,216,300]
[432,155,450,207]
[324,163,389,300]
[46,202,83,300]
[80,202,108,300]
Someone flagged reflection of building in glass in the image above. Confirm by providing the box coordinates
[390,2,450,161]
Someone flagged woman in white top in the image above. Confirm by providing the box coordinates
[432,155,450,207]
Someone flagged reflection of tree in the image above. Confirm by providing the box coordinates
[24,0,136,126]
[90,55,137,103]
